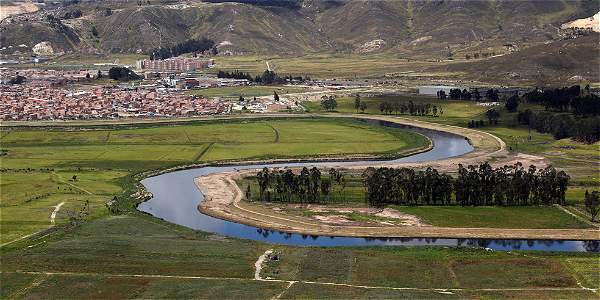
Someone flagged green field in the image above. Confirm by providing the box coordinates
[238,175,591,229]
[393,206,590,229]
[0,118,427,244]
[212,54,459,79]
[1,215,597,299]
[1,112,598,299]
[188,85,311,98]
[304,95,489,126]
[263,246,598,290]
[305,95,600,185]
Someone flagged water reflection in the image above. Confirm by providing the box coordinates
[138,120,598,253]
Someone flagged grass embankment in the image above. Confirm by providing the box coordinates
[0,118,426,244]
[1,215,598,299]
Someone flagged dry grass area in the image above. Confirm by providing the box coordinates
[0,1,38,20]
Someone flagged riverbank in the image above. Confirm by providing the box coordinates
[195,115,598,240]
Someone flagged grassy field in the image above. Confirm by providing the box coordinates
[304,95,490,126]
[262,246,599,290]
[0,118,427,244]
[305,95,600,186]
[47,53,147,67]
[212,54,462,79]
[1,215,597,299]
[187,85,311,98]
[1,111,598,298]
[393,206,590,229]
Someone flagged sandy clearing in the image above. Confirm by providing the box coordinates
[287,205,428,227]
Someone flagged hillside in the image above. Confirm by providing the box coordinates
[0,0,598,58]
[431,33,600,85]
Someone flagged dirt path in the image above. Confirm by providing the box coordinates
[53,172,94,195]
[196,115,598,240]
[255,249,273,280]
[271,281,296,300]
[50,202,65,225]
[1,201,66,247]
[6,270,597,293]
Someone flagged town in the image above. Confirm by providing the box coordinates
[0,84,229,120]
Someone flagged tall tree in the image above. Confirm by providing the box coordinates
[584,190,600,222]
[505,94,519,112]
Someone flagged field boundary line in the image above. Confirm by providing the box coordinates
[53,171,94,195]
[264,122,279,143]
[184,130,193,144]
[2,271,595,293]
[8,273,49,299]
[555,205,599,228]
[1,202,65,247]
[0,230,45,247]
[194,142,214,161]
[271,281,296,300]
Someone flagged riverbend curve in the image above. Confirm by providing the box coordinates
[139,115,599,252]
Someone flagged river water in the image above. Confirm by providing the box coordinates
[138,120,598,253]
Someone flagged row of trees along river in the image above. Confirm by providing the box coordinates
[251,163,570,207]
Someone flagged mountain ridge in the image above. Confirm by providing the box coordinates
[0,0,598,58]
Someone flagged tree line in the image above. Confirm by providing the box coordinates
[217,69,310,84]
[251,162,570,207]
[524,85,598,116]
[150,38,215,60]
[108,67,141,81]
[217,70,254,81]
[353,94,368,113]
[377,101,443,117]
[437,88,499,102]
[320,95,338,111]
[251,167,347,204]
[517,109,600,143]
[364,163,569,207]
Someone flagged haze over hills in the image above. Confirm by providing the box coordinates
[1,0,598,57]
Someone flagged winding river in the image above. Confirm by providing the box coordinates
[138,120,599,253]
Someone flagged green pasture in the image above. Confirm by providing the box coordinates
[304,95,599,184]
[212,54,456,78]
[393,206,590,229]
[1,119,425,167]
[264,246,598,295]
[1,215,597,299]
[304,95,489,126]
[0,118,426,244]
